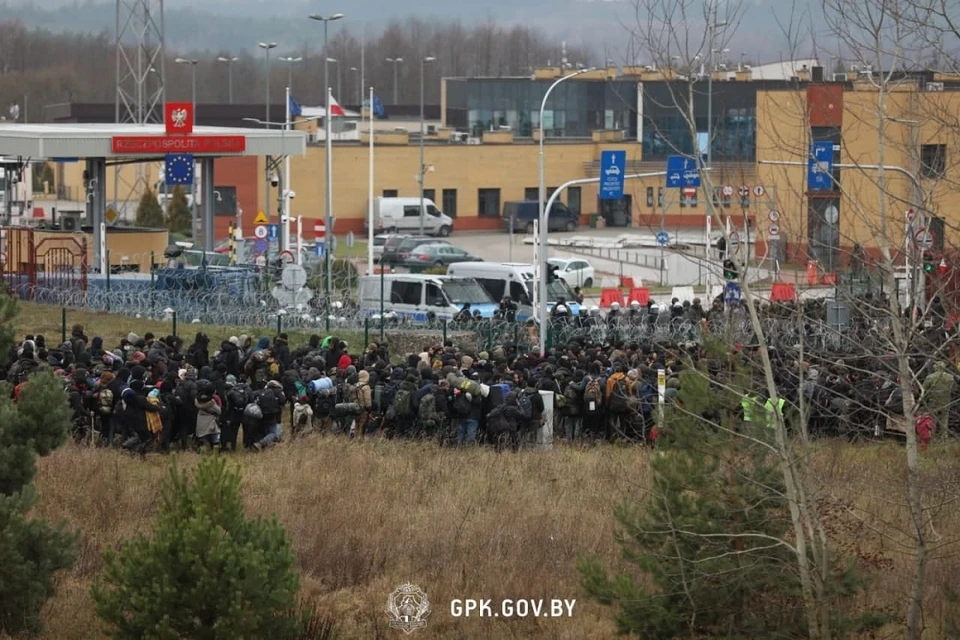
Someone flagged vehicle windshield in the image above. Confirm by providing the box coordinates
[443,279,494,305]
[524,278,574,302]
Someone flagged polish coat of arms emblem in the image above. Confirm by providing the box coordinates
[386,583,431,634]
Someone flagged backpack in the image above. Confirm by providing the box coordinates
[418,392,440,427]
[583,378,603,414]
[227,385,251,412]
[486,406,510,433]
[256,389,281,416]
[563,382,581,412]
[243,402,263,425]
[97,388,114,416]
[453,391,472,417]
[267,358,281,378]
[517,392,533,420]
[393,388,414,418]
[609,377,632,413]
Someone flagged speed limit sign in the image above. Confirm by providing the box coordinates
[722,185,734,197]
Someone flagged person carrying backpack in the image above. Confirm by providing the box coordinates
[563,371,586,441]
[581,367,605,439]
[253,380,285,451]
[486,390,526,453]
[351,369,374,440]
[387,375,418,438]
[606,364,632,441]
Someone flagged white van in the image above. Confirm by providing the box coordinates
[358,274,498,322]
[366,197,454,237]
[445,262,581,319]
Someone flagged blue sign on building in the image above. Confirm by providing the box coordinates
[656,231,670,246]
[267,223,279,242]
[808,141,834,191]
[724,282,742,304]
[599,150,626,200]
[666,155,701,188]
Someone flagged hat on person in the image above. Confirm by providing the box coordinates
[229,336,239,346]
[131,351,146,364]
[225,374,237,386]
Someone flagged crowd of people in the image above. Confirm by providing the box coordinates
[2,302,956,455]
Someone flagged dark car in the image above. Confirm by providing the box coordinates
[501,200,579,234]
[381,235,449,266]
[401,243,481,268]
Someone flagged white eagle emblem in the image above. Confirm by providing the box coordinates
[170,108,189,128]
[386,583,430,634]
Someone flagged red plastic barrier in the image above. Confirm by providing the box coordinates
[599,288,626,308]
[821,273,836,285]
[627,287,650,306]
[620,276,636,288]
[770,282,797,302]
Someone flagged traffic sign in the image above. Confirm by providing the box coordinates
[666,155,701,188]
[254,255,266,268]
[768,210,781,222]
[253,225,268,239]
[314,221,326,239]
[722,185,734,197]
[267,223,279,242]
[314,242,325,257]
[599,150,626,200]
[105,205,118,225]
[768,223,781,237]
[808,141,834,191]
[682,186,697,199]
[278,249,295,264]
[738,185,749,198]
[753,185,765,197]
[914,229,935,250]
[253,239,268,254]
[253,210,269,224]
[656,231,669,246]
[939,258,948,275]
[724,282,742,304]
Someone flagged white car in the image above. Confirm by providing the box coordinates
[605,164,621,176]
[548,258,595,289]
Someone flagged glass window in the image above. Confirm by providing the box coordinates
[442,188,457,217]
[524,187,538,201]
[476,277,505,301]
[425,283,446,307]
[391,281,422,305]
[444,279,493,304]
[213,186,237,216]
[382,189,398,197]
[921,144,946,178]
[403,206,420,218]
[512,281,531,304]
[478,188,501,218]
[646,186,654,207]
[657,187,665,208]
[423,188,436,203]
[568,187,581,215]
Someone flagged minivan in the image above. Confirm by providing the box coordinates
[445,262,580,319]
[501,200,579,234]
[366,197,454,237]
[358,274,498,322]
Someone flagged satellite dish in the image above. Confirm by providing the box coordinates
[280,264,307,290]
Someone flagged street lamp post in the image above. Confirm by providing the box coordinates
[350,66,360,105]
[386,57,403,104]
[309,12,344,308]
[327,58,341,102]
[175,57,199,241]
[537,67,594,319]
[418,56,436,235]
[279,55,303,92]
[258,42,278,232]
[216,55,239,103]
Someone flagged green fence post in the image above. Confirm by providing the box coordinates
[61,307,66,344]
[105,249,111,312]
[443,319,448,344]
[276,313,282,336]
[172,311,178,337]
[364,317,369,348]
[150,251,156,311]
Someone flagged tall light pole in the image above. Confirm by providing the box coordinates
[418,56,436,235]
[279,55,303,92]
[537,67,594,320]
[259,42,277,233]
[216,55,239,104]
[327,57,341,102]
[350,66,360,105]
[175,57,199,241]
[386,57,403,104]
[309,12,344,309]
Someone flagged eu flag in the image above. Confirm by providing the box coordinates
[289,95,303,118]
[165,154,194,186]
[372,93,385,118]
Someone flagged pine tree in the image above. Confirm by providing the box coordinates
[578,349,879,638]
[135,189,165,228]
[92,457,305,639]
[166,185,192,235]
[0,294,78,635]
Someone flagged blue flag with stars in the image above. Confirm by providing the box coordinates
[372,93,385,118]
[165,154,194,186]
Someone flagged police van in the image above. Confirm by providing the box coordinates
[445,262,580,320]
[358,274,498,322]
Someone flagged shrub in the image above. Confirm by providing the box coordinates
[165,185,192,235]
[135,189,165,228]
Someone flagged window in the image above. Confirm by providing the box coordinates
[476,277,505,301]
[568,187,581,215]
[403,206,420,218]
[657,187,665,208]
[425,283,446,307]
[478,188,501,218]
[213,186,237,216]
[510,281,530,304]
[423,188,436,203]
[524,187,538,201]
[646,186,654,207]
[382,189,398,197]
[442,189,458,217]
[921,144,946,179]
[391,281,422,305]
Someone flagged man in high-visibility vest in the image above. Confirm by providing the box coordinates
[740,393,763,426]
[765,395,786,431]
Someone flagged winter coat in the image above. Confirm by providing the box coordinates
[356,370,373,410]
[195,398,222,438]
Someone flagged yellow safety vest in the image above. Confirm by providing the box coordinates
[764,397,786,429]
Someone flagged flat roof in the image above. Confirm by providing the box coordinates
[0,123,306,158]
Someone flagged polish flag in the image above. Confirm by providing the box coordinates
[328,96,346,117]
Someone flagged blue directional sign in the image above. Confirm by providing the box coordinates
[724,282,742,304]
[666,155,701,188]
[808,141,834,191]
[599,150,626,200]
[656,231,670,246]
[267,223,279,242]
[314,241,325,257]
[253,239,268,254]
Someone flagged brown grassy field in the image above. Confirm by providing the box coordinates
[21,436,960,640]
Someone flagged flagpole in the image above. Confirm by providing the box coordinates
[367,85,375,275]
[283,85,291,253]
[360,24,365,111]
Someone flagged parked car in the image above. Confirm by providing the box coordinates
[402,243,481,268]
[371,233,393,262]
[501,200,579,234]
[381,236,449,266]
[547,258,595,288]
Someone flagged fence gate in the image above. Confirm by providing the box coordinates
[0,226,36,297]
[0,228,88,300]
